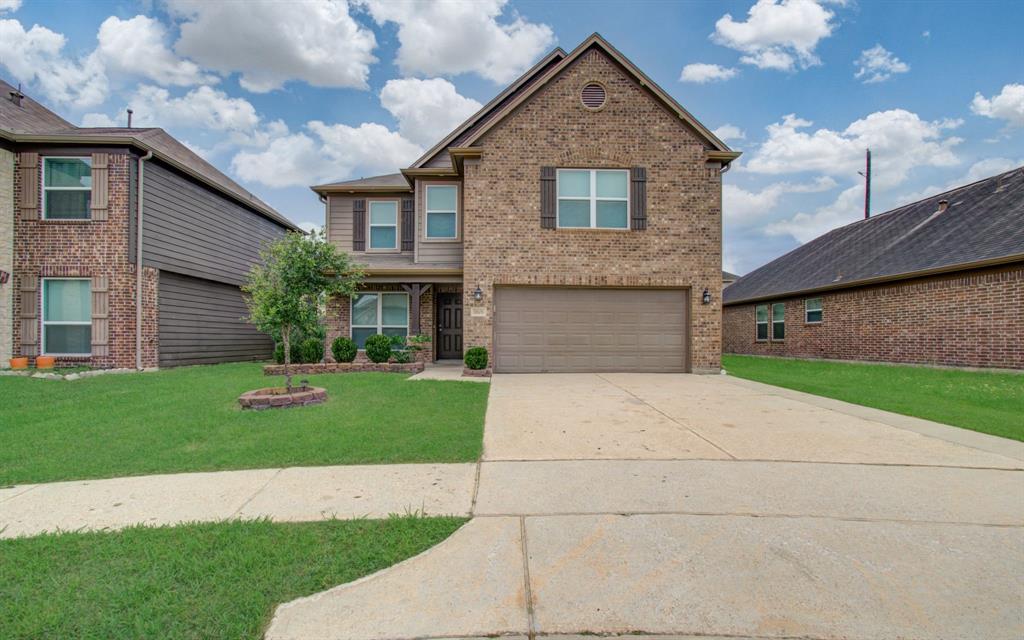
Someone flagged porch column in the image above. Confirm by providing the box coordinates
[401,284,432,335]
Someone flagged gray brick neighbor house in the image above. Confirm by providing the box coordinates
[317,34,739,374]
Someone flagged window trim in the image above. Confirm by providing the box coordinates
[771,302,786,342]
[41,277,92,357]
[423,183,459,241]
[754,303,769,342]
[350,291,410,349]
[366,199,400,252]
[804,297,823,324]
[556,168,630,230]
[41,156,93,221]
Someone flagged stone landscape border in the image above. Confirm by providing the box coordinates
[263,362,424,376]
[238,386,328,410]
[0,368,159,381]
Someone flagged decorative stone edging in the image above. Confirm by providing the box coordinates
[0,367,159,381]
[462,367,492,378]
[239,386,328,410]
[262,362,425,376]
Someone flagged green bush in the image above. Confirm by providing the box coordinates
[364,334,393,363]
[297,338,324,364]
[464,347,488,370]
[273,342,301,365]
[331,337,357,363]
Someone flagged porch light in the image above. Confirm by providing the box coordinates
[472,286,484,302]
[702,288,711,305]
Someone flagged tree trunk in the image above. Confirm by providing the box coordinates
[282,324,293,392]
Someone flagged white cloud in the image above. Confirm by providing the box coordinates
[724,176,836,225]
[360,0,555,84]
[712,0,838,71]
[380,78,482,147]
[853,45,909,83]
[0,19,107,107]
[971,84,1024,128]
[0,0,21,13]
[231,122,422,189]
[96,15,213,87]
[679,63,738,83]
[765,184,862,242]
[713,124,746,141]
[746,110,962,188]
[168,0,377,92]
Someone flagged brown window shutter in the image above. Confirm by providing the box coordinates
[19,152,39,221]
[540,166,556,229]
[401,197,414,251]
[19,275,39,356]
[352,199,366,251]
[90,153,109,221]
[91,275,110,358]
[630,167,647,231]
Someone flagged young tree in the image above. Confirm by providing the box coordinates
[243,230,363,391]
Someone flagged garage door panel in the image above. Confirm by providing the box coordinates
[494,287,687,373]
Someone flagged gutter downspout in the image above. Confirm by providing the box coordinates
[136,150,153,370]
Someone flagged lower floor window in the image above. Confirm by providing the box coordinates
[351,292,409,348]
[805,297,823,323]
[755,304,768,341]
[771,302,785,341]
[42,278,92,355]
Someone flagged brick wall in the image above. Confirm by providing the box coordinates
[12,151,158,368]
[461,48,723,372]
[722,264,1024,370]
[0,148,12,365]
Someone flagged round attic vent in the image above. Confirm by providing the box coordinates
[580,82,606,110]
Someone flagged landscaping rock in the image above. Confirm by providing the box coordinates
[263,362,424,376]
[239,386,328,410]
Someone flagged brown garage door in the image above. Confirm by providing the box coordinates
[494,287,688,373]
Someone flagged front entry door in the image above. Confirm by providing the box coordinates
[436,292,463,359]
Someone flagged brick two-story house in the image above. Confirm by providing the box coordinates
[315,34,739,373]
[1,79,299,370]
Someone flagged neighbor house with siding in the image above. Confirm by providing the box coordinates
[723,167,1024,370]
[315,34,739,373]
[0,78,299,370]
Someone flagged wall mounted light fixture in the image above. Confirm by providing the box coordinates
[472,286,484,302]
[702,288,711,305]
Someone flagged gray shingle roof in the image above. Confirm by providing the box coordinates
[724,166,1024,305]
[0,79,73,133]
[312,173,410,191]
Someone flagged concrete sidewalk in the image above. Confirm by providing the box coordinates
[0,463,476,538]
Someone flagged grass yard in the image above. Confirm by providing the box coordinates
[0,516,465,640]
[723,355,1024,441]
[0,363,489,485]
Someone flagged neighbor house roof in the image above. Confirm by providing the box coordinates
[312,172,411,193]
[724,166,1024,305]
[0,79,299,231]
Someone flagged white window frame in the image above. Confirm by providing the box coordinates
[771,302,786,341]
[350,292,410,348]
[367,200,399,251]
[424,184,458,240]
[805,298,823,324]
[556,168,629,229]
[42,156,92,220]
[41,277,92,357]
[755,303,769,342]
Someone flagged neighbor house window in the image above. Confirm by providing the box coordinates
[43,157,92,219]
[42,278,91,356]
[755,304,768,341]
[425,185,458,239]
[771,302,785,340]
[368,201,398,250]
[557,169,628,229]
[351,292,409,348]
[805,298,823,323]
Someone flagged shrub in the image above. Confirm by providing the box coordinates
[331,337,357,363]
[297,337,324,364]
[464,347,488,370]
[364,334,393,363]
[273,341,302,365]
[392,350,413,364]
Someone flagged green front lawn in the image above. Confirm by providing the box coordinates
[0,363,489,484]
[723,355,1024,441]
[0,517,465,640]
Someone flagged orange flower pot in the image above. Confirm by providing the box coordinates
[10,357,29,370]
[35,356,55,370]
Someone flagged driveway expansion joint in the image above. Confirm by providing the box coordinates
[230,467,284,518]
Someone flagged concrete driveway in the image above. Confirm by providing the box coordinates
[268,373,1024,640]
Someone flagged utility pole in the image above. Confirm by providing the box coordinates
[858,148,871,219]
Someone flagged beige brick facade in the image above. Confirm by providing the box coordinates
[0,148,12,365]
[461,49,723,372]
[723,265,1024,370]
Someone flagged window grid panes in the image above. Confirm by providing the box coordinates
[425,185,458,239]
[755,304,768,341]
[771,303,785,341]
[43,157,92,220]
[805,298,823,323]
[42,278,92,355]
[350,292,409,349]
[368,201,398,250]
[557,169,628,229]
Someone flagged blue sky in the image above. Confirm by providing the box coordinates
[2,0,1021,274]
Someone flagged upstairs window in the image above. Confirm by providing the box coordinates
[43,157,92,220]
[805,298,823,323]
[368,201,398,250]
[557,169,628,229]
[425,185,458,239]
[772,302,786,341]
[351,292,409,349]
[42,278,92,355]
[755,304,768,341]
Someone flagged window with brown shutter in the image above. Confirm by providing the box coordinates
[401,197,414,251]
[352,199,366,251]
[630,167,647,231]
[540,166,556,228]
[90,153,109,221]
[18,275,39,356]
[91,275,110,357]
[18,152,39,221]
